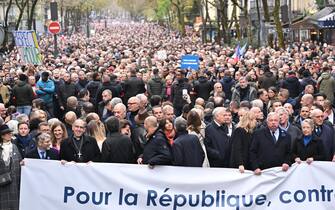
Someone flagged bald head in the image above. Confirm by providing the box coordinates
[65,111,77,124]
[310,109,324,126]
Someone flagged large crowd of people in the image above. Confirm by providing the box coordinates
[0,22,335,210]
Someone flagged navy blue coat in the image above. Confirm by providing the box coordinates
[172,132,205,167]
[26,148,59,160]
[292,134,325,161]
[143,129,172,166]
[205,122,231,167]
[314,124,335,161]
[250,127,291,170]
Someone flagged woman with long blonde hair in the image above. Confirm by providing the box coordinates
[229,111,257,173]
[86,120,106,151]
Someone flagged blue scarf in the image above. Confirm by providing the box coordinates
[303,135,312,146]
[17,134,32,147]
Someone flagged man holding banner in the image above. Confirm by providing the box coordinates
[250,112,292,175]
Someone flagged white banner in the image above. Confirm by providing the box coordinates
[20,159,335,210]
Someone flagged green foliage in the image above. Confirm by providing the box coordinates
[315,0,326,10]
[63,0,112,12]
[156,0,171,20]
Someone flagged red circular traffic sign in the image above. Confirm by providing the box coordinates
[48,21,61,34]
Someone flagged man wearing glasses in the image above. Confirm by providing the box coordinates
[60,119,101,163]
[310,109,335,162]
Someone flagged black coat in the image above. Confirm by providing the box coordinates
[124,76,146,100]
[58,81,78,108]
[26,148,59,160]
[258,72,277,90]
[281,76,303,98]
[250,127,291,170]
[194,77,213,101]
[131,125,147,159]
[229,127,253,170]
[171,78,192,109]
[12,81,34,106]
[142,129,172,166]
[86,80,101,105]
[95,82,119,105]
[313,124,335,161]
[172,132,205,167]
[204,122,231,168]
[60,135,101,162]
[291,135,325,162]
[101,132,134,163]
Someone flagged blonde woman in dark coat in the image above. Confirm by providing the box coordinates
[230,111,257,172]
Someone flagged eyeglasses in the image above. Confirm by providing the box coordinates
[74,125,86,129]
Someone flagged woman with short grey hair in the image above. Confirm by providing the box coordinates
[292,119,325,164]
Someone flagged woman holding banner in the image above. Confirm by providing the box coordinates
[0,124,22,210]
[230,111,257,173]
[292,119,326,164]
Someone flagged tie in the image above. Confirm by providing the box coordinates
[40,151,45,159]
[316,127,321,136]
[272,131,277,143]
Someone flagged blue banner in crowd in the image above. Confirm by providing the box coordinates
[181,55,199,70]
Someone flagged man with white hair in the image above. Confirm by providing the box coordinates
[310,109,335,161]
[113,103,127,120]
[276,107,302,150]
[136,93,149,112]
[250,112,292,175]
[204,107,231,167]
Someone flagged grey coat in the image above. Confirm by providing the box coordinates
[0,143,22,210]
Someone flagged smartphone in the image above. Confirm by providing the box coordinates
[182,89,187,95]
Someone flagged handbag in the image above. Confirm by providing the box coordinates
[0,155,12,187]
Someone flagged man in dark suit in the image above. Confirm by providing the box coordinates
[250,112,292,175]
[26,133,59,160]
[205,107,231,168]
[60,119,101,163]
[140,116,172,167]
[310,109,335,161]
[172,118,204,167]
[101,117,134,163]
[276,107,302,150]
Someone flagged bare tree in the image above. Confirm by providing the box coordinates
[273,0,284,48]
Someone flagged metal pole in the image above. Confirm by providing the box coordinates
[54,34,58,57]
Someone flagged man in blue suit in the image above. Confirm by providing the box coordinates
[26,133,59,160]
[250,112,292,175]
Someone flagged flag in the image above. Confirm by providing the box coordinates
[232,43,240,62]
[238,43,248,59]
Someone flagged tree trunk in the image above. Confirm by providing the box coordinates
[261,0,270,22]
[274,0,284,48]
[3,0,13,48]
[15,0,29,30]
[255,0,261,47]
[216,6,222,44]
[223,0,230,44]
[204,0,210,42]
[243,0,252,44]
[28,0,38,30]
[231,4,241,41]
